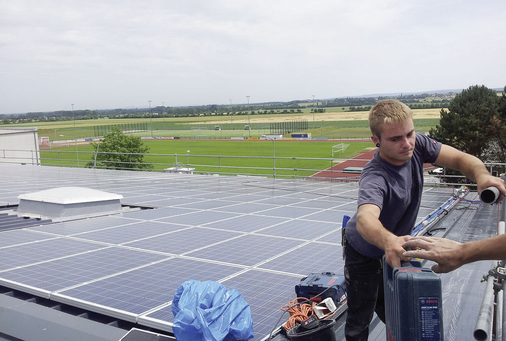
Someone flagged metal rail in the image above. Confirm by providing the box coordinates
[474,178,506,341]
[502,198,506,341]
[1,148,505,184]
[475,275,496,340]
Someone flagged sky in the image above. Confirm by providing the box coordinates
[1,0,505,115]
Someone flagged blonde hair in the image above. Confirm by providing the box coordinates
[369,99,413,138]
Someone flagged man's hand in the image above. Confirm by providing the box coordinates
[384,234,412,269]
[356,204,413,268]
[403,236,464,273]
[476,175,506,203]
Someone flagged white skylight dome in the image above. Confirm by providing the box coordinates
[17,187,124,220]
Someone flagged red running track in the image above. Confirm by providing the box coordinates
[310,148,436,182]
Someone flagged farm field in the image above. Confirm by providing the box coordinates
[20,108,441,141]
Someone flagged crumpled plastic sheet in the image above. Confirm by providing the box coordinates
[172,280,254,341]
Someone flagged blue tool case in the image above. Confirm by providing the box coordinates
[383,258,443,341]
[295,272,347,305]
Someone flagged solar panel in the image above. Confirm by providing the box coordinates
[155,210,240,225]
[258,242,344,275]
[303,208,353,223]
[125,227,243,255]
[0,238,104,271]
[255,206,322,219]
[73,221,188,244]
[202,214,287,232]
[258,220,339,239]
[30,215,138,235]
[0,247,168,293]
[314,229,342,244]
[219,270,302,339]
[0,228,55,247]
[186,234,306,267]
[54,258,242,321]
[215,202,278,214]
[0,163,461,340]
[138,269,302,338]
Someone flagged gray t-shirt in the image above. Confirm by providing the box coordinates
[345,133,442,259]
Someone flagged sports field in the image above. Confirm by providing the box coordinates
[40,139,374,177]
[27,108,441,177]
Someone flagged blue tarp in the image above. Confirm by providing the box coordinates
[172,280,254,341]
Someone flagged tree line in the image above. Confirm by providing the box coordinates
[1,90,482,125]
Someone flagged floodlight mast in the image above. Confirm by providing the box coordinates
[312,95,315,129]
[148,100,153,137]
[72,104,79,166]
[246,96,251,137]
[230,99,233,124]
[162,102,166,130]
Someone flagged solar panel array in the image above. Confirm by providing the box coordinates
[0,163,456,340]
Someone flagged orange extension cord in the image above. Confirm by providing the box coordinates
[281,297,317,331]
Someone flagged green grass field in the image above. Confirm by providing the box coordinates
[13,109,440,177]
[40,139,374,177]
[33,118,438,141]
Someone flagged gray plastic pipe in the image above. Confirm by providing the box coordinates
[499,193,505,341]
[476,194,505,340]
[474,275,495,340]
[498,289,503,341]
[480,186,500,204]
[501,202,506,341]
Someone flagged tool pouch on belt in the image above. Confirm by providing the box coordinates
[341,215,351,260]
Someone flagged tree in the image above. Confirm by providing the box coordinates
[86,127,153,170]
[429,85,502,161]
[492,86,506,162]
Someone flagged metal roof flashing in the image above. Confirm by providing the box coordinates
[16,187,124,220]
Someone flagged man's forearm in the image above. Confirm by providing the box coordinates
[451,150,489,183]
[356,209,396,251]
[460,156,490,184]
[462,234,506,263]
[436,145,489,183]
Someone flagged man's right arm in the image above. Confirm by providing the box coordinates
[356,204,411,268]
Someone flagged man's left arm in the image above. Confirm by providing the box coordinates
[434,144,506,199]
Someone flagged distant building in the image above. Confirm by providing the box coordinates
[0,127,40,165]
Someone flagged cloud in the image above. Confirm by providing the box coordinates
[0,0,505,114]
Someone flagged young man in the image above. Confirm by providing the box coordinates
[343,99,505,341]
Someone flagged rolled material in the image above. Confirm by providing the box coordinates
[480,186,500,204]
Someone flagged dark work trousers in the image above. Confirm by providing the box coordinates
[344,243,386,341]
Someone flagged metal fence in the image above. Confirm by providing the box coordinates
[37,149,360,181]
[1,148,505,185]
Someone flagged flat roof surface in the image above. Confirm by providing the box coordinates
[0,163,500,340]
[0,127,37,134]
